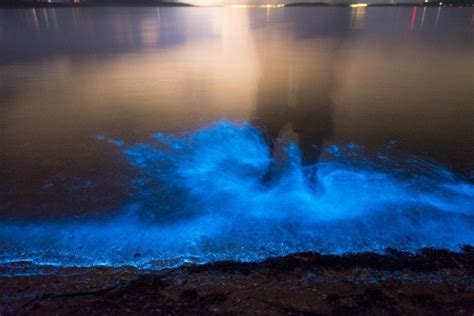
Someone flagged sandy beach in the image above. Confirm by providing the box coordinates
[2,248,473,314]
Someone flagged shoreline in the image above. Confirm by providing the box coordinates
[1,2,472,8]
[2,248,473,313]
[0,1,193,8]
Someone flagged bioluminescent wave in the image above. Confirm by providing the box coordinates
[1,121,473,270]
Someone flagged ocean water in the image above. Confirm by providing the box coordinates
[1,6,473,270]
[0,121,473,269]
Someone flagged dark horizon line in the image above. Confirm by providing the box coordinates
[0,0,194,8]
[0,0,472,8]
[286,1,472,6]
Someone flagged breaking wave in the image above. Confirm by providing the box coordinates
[0,121,473,270]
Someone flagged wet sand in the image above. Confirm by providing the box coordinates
[1,248,473,314]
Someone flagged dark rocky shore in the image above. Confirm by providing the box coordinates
[1,248,474,315]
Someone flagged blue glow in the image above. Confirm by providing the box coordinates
[0,121,473,270]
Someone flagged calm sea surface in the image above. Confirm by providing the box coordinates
[1,7,473,218]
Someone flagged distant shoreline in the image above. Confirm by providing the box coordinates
[287,2,472,6]
[0,1,193,8]
[0,1,472,8]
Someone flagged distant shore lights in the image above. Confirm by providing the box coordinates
[350,3,368,7]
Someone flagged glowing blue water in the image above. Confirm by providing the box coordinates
[1,121,473,269]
